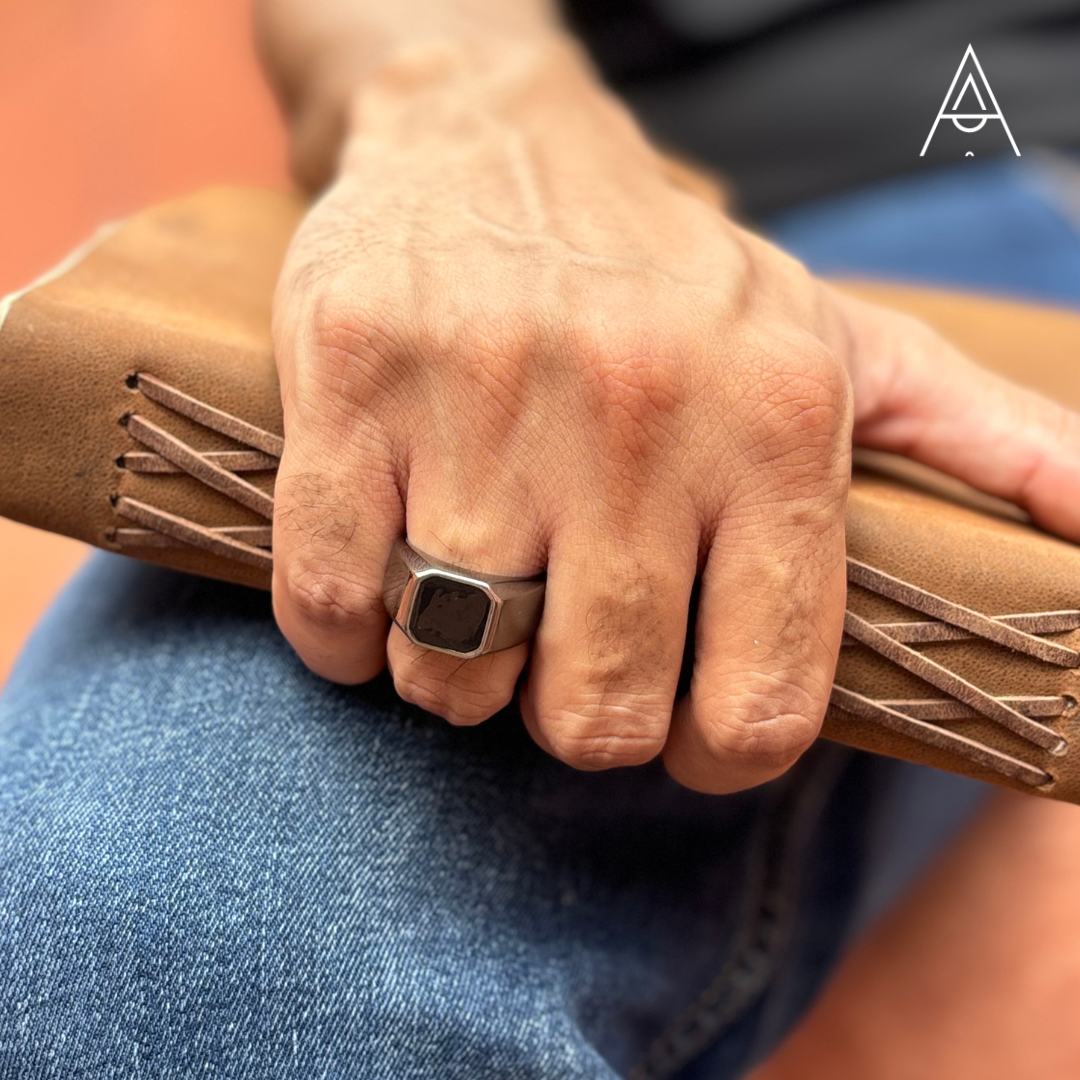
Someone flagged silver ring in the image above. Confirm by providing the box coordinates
[382,537,545,658]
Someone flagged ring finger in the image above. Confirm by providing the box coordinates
[385,474,547,726]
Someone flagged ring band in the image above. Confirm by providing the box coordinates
[382,538,545,658]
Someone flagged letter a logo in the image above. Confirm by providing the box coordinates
[920,44,1020,157]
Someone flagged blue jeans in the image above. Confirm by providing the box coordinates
[3,155,1078,1080]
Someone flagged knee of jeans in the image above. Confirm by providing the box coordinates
[0,696,618,1080]
[0,796,613,1080]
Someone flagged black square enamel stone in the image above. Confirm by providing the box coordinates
[409,576,492,653]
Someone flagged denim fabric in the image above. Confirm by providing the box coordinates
[4,154,1078,1079]
[0,559,879,1080]
[769,152,1080,309]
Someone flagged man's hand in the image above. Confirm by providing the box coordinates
[261,27,1080,794]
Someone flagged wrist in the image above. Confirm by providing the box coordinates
[339,34,662,185]
[350,33,599,132]
[281,28,595,191]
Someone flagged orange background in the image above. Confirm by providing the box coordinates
[0,0,288,684]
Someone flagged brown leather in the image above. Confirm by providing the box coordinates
[3,186,1080,803]
[830,474,1080,800]
[0,188,302,590]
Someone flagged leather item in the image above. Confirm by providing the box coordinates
[3,187,1080,803]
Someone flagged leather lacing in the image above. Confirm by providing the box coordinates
[834,559,1079,787]
[112,373,1077,787]
[111,372,278,572]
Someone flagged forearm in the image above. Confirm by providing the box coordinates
[253,0,573,188]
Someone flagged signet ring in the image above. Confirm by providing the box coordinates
[382,537,546,658]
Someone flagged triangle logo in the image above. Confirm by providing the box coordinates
[951,73,988,118]
[920,44,1020,156]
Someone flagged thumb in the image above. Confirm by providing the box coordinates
[831,286,1080,543]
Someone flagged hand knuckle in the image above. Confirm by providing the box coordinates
[572,324,687,428]
[283,557,383,632]
[297,295,413,409]
[745,341,850,455]
[307,286,386,352]
[695,679,823,774]
[393,670,508,726]
[539,695,670,769]
[393,677,451,721]
[546,725,666,770]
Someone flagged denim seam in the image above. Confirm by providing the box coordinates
[626,748,852,1080]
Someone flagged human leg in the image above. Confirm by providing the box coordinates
[0,552,898,1080]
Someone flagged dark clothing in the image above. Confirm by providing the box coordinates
[565,0,1080,216]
